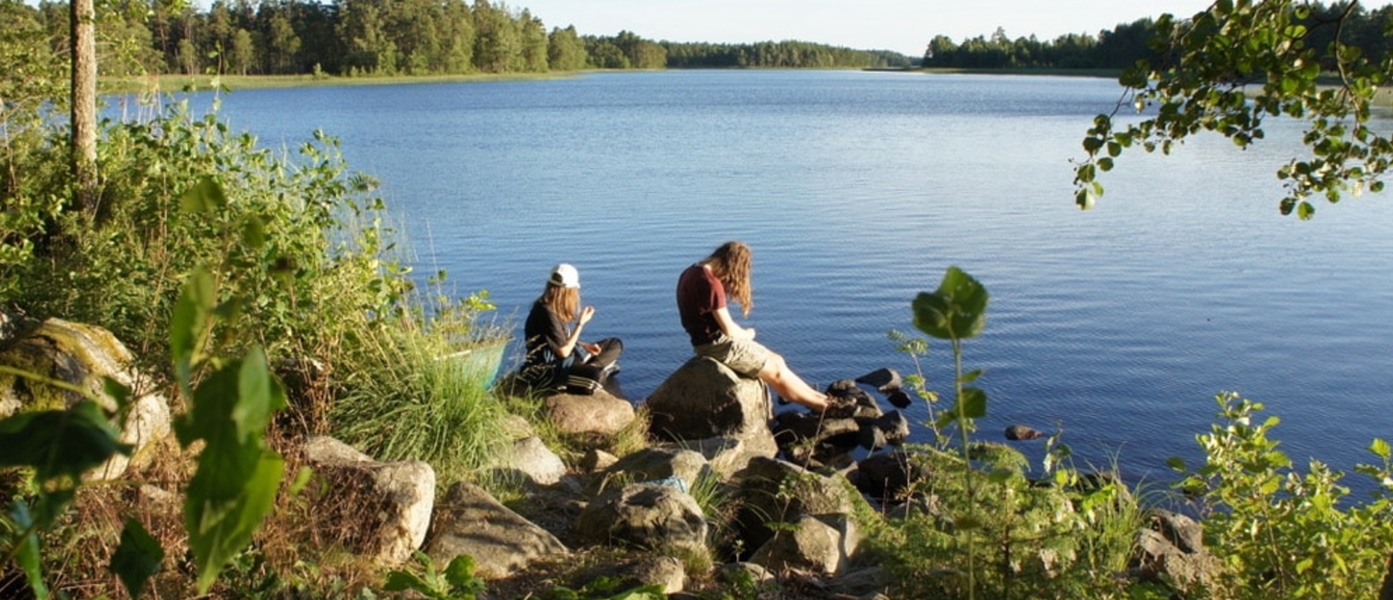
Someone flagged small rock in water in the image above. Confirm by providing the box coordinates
[886,389,912,409]
[854,367,902,393]
[1004,424,1045,441]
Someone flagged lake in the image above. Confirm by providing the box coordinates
[180,70,1393,494]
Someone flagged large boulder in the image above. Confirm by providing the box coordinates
[645,356,772,443]
[0,317,170,480]
[644,357,778,477]
[425,482,569,578]
[575,483,708,551]
[302,436,436,565]
[543,390,636,436]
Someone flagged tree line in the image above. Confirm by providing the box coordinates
[925,2,1393,70]
[8,0,910,79]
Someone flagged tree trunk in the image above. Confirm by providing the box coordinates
[70,0,98,211]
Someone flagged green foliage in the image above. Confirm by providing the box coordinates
[544,576,667,600]
[383,551,486,599]
[1076,1,1393,217]
[1172,392,1393,598]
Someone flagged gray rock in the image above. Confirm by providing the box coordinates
[572,556,686,595]
[681,435,776,478]
[492,436,567,487]
[302,436,435,565]
[544,390,635,436]
[735,457,855,551]
[575,483,708,551]
[608,447,712,491]
[0,317,170,481]
[853,368,902,394]
[646,356,772,442]
[425,482,569,578]
[579,448,619,474]
[854,450,931,502]
[750,514,861,575]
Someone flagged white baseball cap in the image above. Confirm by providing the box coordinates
[549,263,580,288]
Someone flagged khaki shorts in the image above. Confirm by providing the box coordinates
[694,336,771,378]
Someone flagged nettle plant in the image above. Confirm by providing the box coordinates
[0,179,290,599]
[1170,392,1393,599]
[876,267,1142,600]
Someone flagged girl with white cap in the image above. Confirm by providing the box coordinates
[519,263,623,394]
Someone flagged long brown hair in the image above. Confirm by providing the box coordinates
[540,283,580,323]
[701,241,753,317]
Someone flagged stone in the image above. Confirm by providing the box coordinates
[645,356,772,442]
[1130,509,1220,592]
[0,317,171,481]
[425,482,569,578]
[543,389,636,436]
[302,436,435,565]
[853,368,901,394]
[1004,424,1045,441]
[491,436,567,487]
[572,556,686,595]
[608,447,712,491]
[735,457,855,551]
[853,450,932,502]
[683,435,776,478]
[575,483,708,551]
[580,448,619,474]
[886,389,912,409]
[750,514,860,575]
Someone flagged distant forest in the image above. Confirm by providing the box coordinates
[924,3,1393,70]
[13,0,1393,79]
[7,0,913,78]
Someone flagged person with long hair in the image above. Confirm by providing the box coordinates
[676,241,840,413]
[521,263,622,394]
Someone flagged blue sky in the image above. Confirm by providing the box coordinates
[514,0,1219,56]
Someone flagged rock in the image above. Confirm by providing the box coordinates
[571,556,686,595]
[0,317,171,481]
[735,457,856,551]
[682,435,776,478]
[543,390,636,436]
[750,514,861,575]
[579,448,619,474]
[853,450,932,502]
[886,389,912,409]
[302,436,435,565]
[853,367,901,393]
[607,447,712,491]
[492,436,567,487]
[645,356,772,443]
[575,483,708,551]
[1004,424,1045,441]
[1130,509,1220,592]
[424,482,569,578]
[871,410,910,446]
[717,562,775,588]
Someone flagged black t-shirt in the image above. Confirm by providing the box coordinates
[523,299,568,367]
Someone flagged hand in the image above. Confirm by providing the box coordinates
[578,305,596,325]
[581,342,602,355]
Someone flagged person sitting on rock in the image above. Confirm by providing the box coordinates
[520,263,622,394]
[676,241,846,415]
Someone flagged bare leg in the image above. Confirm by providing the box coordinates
[756,352,831,412]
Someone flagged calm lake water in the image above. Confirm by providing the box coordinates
[180,70,1393,493]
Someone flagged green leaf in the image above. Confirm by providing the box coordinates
[240,215,266,250]
[111,518,165,599]
[1166,456,1187,471]
[960,369,983,384]
[179,175,227,214]
[912,267,988,341]
[1371,438,1391,460]
[0,401,132,481]
[171,269,214,394]
[8,501,50,600]
[960,387,987,419]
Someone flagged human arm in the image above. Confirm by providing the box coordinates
[711,306,755,341]
[555,305,596,358]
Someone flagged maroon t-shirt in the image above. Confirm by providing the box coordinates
[676,264,727,346]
